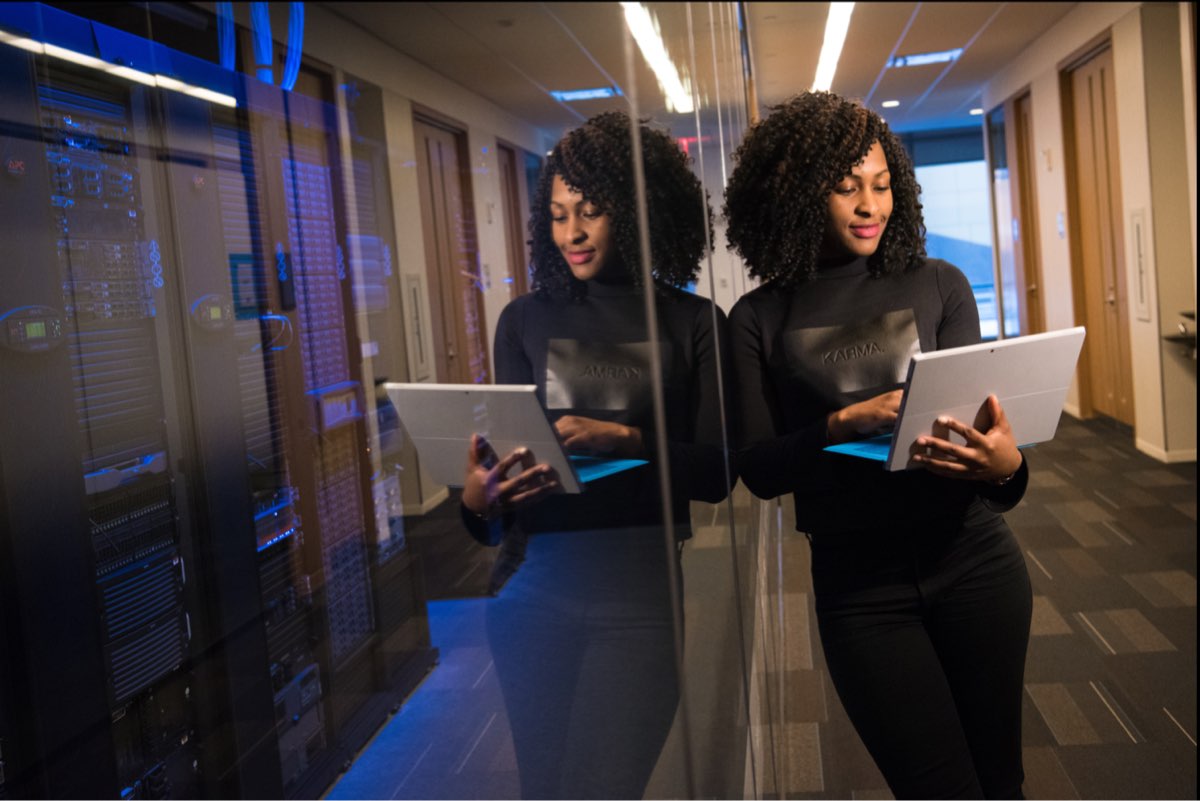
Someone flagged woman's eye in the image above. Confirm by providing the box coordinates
[835,186,855,196]
[550,215,566,223]
[874,185,890,193]
[582,208,602,219]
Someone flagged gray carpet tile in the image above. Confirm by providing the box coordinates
[327,414,1194,800]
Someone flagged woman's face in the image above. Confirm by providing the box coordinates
[550,174,617,282]
[821,140,893,260]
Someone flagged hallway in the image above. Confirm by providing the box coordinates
[326,414,1197,799]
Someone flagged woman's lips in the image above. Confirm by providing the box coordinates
[850,224,881,239]
[566,250,595,265]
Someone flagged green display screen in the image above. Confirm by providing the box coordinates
[25,321,46,339]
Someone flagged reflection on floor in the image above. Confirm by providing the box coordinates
[324,489,751,801]
[324,594,520,800]
[326,415,1196,800]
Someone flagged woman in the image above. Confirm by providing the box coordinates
[460,111,731,799]
[724,91,1032,799]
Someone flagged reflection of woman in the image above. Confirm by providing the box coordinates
[460,111,731,799]
[725,92,1032,799]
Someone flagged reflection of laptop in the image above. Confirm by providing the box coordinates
[825,327,1086,471]
[384,383,647,494]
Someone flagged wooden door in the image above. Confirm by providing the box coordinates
[1014,92,1045,334]
[413,117,489,384]
[1065,46,1134,424]
[497,143,531,297]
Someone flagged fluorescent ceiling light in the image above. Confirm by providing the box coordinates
[881,99,900,108]
[812,2,855,92]
[550,87,621,102]
[0,32,236,106]
[0,30,45,53]
[888,48,963,68]
[155,74,189,92]
[969,108,984,116]
[105,64,158,86]
[185,85,237,108]
[620,2,693,114]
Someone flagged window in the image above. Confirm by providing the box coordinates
[916,160,998,338]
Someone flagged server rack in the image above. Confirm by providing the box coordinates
[0,6,436,797]
[0,47,202,799]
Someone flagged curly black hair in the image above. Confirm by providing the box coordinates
[722,91,925,285]
[529,111,712,301]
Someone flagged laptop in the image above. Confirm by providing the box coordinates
[824,327,1086,471]
[383,383,648,493]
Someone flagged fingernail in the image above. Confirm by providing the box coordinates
[937,416,949,425]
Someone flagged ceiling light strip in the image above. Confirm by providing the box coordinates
[811,2,855,92]
[620,2,693,113]
[0,31,237,106]
[888,48,962,68]
[549,87,621,102]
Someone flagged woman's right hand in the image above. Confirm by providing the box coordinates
[826,389,904,444]
[462,433,560,517]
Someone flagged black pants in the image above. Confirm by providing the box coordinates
[810,501,1032,799]
[487,525,680,799]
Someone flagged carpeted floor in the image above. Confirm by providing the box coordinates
[757,413,1196,800]
[326,413,1196,800]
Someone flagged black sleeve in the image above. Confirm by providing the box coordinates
[728,296,828,500]
[934,261,983,349]
[659,301,735,503]
[978,453,1029,512]
[460,504,515,547]
[493,299,534,384]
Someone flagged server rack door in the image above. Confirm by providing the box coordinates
[0,43,120,801]
[240,76,386,795]
[155,89,285,799]
[0,47,212,799]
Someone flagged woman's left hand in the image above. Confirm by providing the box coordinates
[554,415,644,457]
[910,394,1022,483]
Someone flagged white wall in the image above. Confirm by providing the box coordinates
[983,1,1197,462]
[1135,3,1196,460]
[1181,1,1196,313]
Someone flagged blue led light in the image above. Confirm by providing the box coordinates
[217,2,236,70]
[257,526,297,552]
[280,2,305,91]
[253,499,292,522]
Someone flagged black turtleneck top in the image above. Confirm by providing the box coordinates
[471,280,732,540]
[729,256,1026,536]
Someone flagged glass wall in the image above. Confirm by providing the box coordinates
[0,4,1034,799]
[0,2,760,799]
